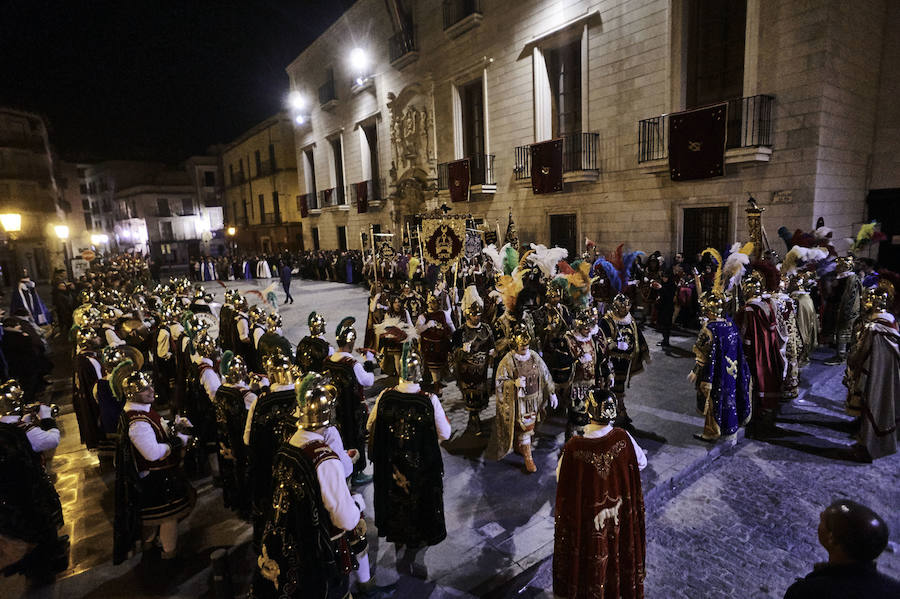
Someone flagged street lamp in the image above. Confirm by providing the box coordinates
[53,225,69,240]
[0,213,22,232]
[90,233,108,246]
[349,47,371,86]
[226,226,236,237]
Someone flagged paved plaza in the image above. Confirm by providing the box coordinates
[8,278,900,598]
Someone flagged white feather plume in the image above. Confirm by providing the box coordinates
[526,243,569,279]
[462,285,483,312]
[723,246,750,291]
[783,246,830,276]
[482,244,503,273]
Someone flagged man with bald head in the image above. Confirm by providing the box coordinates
[784,499,899,598]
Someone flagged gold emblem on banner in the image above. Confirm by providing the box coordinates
[421,215,465,273]
[688,141,702,152]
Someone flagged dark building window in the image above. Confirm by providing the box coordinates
[682,207,730,260]
[549,214,577,258]
[461,79,485,157]
[546,37,582,137]
[330,137,345,204]
[255,150,262,176]
[229,164,235,185]
[204,171,215,186]
[268,144,277,170]
[686,0,746,108]
[311,227,320,251]
[337,226,347,251]
[363,124,379,186]
[181,198,194,215]
[304,149,317,196]
[83,213,92,230]
[258,194,265,221]
[157,198,170,217]
[272,191,280,223]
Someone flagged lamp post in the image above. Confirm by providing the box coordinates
[54,224,71,280]
[226,226,237,253]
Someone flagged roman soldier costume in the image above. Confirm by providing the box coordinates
[563,310,600,440]
[72,328,103,449]
[213,352,254,519]
[113,370,195,564]
[368,344,449,548]
[217,289,237,352]
[774,284,801,399]
[488,325,557,473]
[184,331,221,474]
[791,272,819,366]
[256,312,294,362]
[452,286,495,434]
[375,296,413,377]
[824,256,861,365]
[295,312,333,373]
[554,389,646,599]
[249,374,360,599]
[233,296,255,371]
[596,293,650,428]
[245,354,299,549]
[690,270,753,442]
[416,293,455,395]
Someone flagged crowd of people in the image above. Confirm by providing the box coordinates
[0,218,898,598]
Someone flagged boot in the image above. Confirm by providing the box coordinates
[467,412,484,436]
[520,443,537,473]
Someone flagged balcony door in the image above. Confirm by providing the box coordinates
[546,37,582,139]
[686,0,746,109]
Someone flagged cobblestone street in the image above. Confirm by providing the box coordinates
[8,279,900,598]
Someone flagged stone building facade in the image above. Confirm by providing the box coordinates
[221,113,302,254]
[279,0,898,262]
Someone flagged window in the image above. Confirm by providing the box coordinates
[311,227,320,251]
[254,150,262,176]
[239,159,245,178]
[550,214,577,258]
[204,171,215,186]
[157,198,170,217]
[686,0,746,108]
[99,179,108,192]
[330,137,345,204]
[77,167,86,178]
[229,164,235,185]
[83,213,92,230]
[82,198,90,210]
[337,226,347,251]
[460,79,485,157]
[272,191,280,223]
[79,183,88,194]
[362,124,379,185]
[682,207,729,260]
[268,144,276,171]
[160,221,174,241]
[303,148,317,196]
[181,198,194,216]
[258,194,265,222]
[372,224,381,236]
[546,38,582,137]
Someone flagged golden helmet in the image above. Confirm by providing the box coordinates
[100,345,129,371]
[399,342,423,384]
[585,387,618,422]
[266,312,283,332]
[700,291,727,320]
[194,331,219,360]
[611,293,631,317]
[512,324,532,351]
[296,373,336,430]
[307,312,326,337]
[265,353,295,387]
[0,379,25,417]
[248,305,266,326]
[742,271,764,299]
[864,280,895,313]
[545,285,562,303]
[121,370,154,402]
[835,256,855,277]
[75,328,100,353]
[573,309,595,333]
[335,317,357,347]
[222,353,248,386]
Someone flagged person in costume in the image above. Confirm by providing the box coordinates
[325,317,377,486]
[10,273,52,326]
[233,295,255,369]
[791,272,819,366]
[0,379,69,581]
[257,312,294,363]
[688,253,753,442]
[563,310,600,440]
[737,269,787,436]
[112,369,195,563]
[452,286,495,435]
[488,324,558,473]
[364,281,387,351]
[187,332,222,478]
[213,352,255,519]
[244,353,299,549]
[73,327,104,449]
[99,305,126,347]
[595,293,650,430]
[248,373,361,599]
[416,292,455,396]
[375,295,413,377]
[843,281,899,461]
[296,311,334,374]
[824,256,861,365]
[217,289,237,352]
[553,388,646,599]
[95,345,139,458]
[775,276,802,399]
[188,287,213,314]
[367,343,450,578]
[256,256,272,279]
[247,305,268,373]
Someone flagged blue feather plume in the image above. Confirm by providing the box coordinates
[622,251,645,283]
[594,257,622,293]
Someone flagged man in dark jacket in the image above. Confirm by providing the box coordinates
[784,499,900,599]
[279,260,294,304]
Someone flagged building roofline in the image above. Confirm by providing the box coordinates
[221,112,292,153]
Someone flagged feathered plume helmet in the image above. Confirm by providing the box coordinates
[495,271,524,312]
[565,260,593,309]
[407,256,421,280]
[849,221,887,253]
[723,242,754,292]
[110,358,137,401]
[590,244,644,293]
[700,248,725,296]
[782,245,829,277]
[482,243,503,275]
[749,259,780,293]
[461,285,484,316]
[526,244,569,280]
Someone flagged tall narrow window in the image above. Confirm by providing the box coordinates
[545,38,582,138]
[686,0,746,108]
[330,137,345,204]
[303,149,317,196]
[157,198,170,217]
[272,191,280,223]
[258,194,265,222]
[363,124,379,182]
[268,144,277,170]
[461,79,485,157]
[311,227,320,251]
[337,226,347,251]
[254,150,262,176]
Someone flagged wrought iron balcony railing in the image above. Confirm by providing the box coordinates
[513,133,599,180]
[437,153,495,190]
[389,29,417,64]
[637,94,774,163]
[351,178,386,203]
[443,0,482,30]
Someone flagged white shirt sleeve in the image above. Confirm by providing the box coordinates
[323,426,354,478]
[430,394,451,441]
[366,391,383,434]
[243,390,257,411]
[129,419,171,463]
[87,357,103,380]
[27,425,60,453]
[317,458,361,531]
[626,431,648,471]
[237,318,250,342]
[201,367,221,399]
[327,345,335,356]
[352,361,375,387]
[253,327,264,348]
[156,328,172,359]
[243,397,257,446]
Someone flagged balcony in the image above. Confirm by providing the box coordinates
[318,75,338,111]
[319,187,347,210]
[297,192,318,214]
[351,178,386,209]
[389,29,418,70]
[437,154,496,197]
[514,132,600,185]
[443,0,483,39]
[637,94,774,171]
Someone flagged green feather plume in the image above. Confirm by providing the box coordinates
[110,359,135,401]
[335,316,355,338]
[399,341,411,380]
[502,246,519,276]
[181,310,195,338]
[295,372,317,408]
[219,350,234,377]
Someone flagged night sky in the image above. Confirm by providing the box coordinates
[1,0,355,162]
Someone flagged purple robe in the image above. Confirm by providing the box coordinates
[701,319,752,436]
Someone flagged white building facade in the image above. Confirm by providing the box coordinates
[283,0,899,264]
